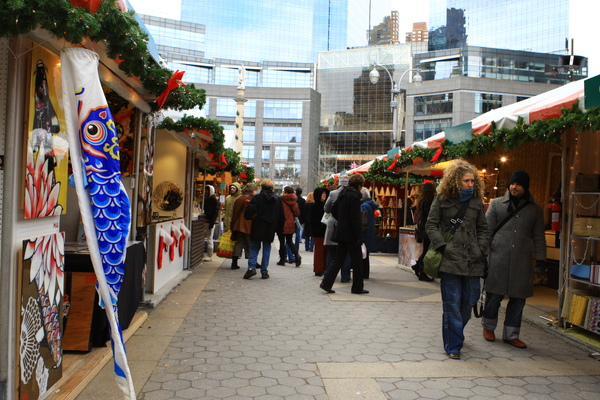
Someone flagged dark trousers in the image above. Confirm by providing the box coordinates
[321,240,364,293]
[278,233,299,262]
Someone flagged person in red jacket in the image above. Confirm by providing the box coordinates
[230,183,257,270]
[277,186,302,267]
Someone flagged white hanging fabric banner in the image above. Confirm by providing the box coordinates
[60,47,135,399]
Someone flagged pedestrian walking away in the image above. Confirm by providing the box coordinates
[203,184,220,262]
[320,174,369,295]
[306,187,330,276]
[244,179,284,279]
[425,159,490,360]
[277,186,302,267]
[230,183,257,270]
[482,170,546,349]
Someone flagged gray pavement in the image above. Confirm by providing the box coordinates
[77,247,600,400]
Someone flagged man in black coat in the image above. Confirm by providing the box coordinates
[203,184,219,261]
[243,179,284,279]
[319,174,369,294]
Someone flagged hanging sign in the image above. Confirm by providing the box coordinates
[445,122,472,145]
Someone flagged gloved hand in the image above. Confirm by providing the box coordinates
[436,245,446,254]
[481,257,489,279]
[535,260,546,273]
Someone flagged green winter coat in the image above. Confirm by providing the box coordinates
[425,195,490,277]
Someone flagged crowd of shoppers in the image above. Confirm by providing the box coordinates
[202,159,545,362]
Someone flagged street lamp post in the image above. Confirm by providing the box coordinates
[369,62,422,227]
[369,62,422,147]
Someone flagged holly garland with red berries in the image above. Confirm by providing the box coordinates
[0,0,206,111]
[321,102,600,187]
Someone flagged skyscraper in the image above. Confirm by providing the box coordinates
[140,1,392,189]
[428,0,569,53]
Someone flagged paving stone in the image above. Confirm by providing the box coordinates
[77,253,600,400]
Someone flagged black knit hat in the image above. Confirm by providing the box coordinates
[510,170,530,190]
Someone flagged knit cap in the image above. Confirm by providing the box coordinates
[510,170,530,190]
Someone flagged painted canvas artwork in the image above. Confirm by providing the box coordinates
[105,88,136,176]
[19,232,65,399]
[25,47,69,218]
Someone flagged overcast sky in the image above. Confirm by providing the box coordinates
[129,0,597,76]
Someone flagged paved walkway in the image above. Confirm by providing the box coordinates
[77,248,600,399]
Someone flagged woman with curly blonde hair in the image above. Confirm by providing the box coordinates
[425,159,490,360]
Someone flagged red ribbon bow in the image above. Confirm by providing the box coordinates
[387,154,400,171]
[156,70,186,110]
[430,147,443,162]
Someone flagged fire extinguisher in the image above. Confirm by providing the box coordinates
[549,201,561,232]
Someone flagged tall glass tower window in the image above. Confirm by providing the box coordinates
[428,1,569,54]
[242,145,255,160]
[216,99,236,117]
[414,94,453,116]
[263,124,302,142]
[474,93,503,114]
[264,101,303,119]
[243,125,256,142]
[274,146,301,161]
[414,119,452,142]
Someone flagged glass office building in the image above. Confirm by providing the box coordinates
[428,0,569,53]
[317,45,413,174]
[138,0,392,189]
[179,0,390,64]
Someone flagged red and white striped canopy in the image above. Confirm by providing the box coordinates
[405,77,587,152]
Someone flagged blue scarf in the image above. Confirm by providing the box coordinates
[459,188,473,202]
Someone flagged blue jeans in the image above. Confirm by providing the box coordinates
[482,292,526,340]
[294,224,303,250]
[440,272,481,354]
[249,240,271,274]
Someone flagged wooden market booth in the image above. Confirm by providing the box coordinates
[386,75,600,345]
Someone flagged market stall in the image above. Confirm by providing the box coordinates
[381,74,600,339]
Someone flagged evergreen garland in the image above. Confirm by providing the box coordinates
[0,0,206,110]
[366,102,600,179]
[158,115,225,156]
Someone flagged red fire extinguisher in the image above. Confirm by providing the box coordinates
[549,201,561,232]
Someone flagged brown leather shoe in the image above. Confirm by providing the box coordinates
[503,338,527,348]
[483,328,496,342]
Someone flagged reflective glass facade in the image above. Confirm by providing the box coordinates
[317,45,413,173]
[428,0,569,53]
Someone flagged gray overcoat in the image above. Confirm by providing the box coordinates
[323,187,343,246]
[485,191,546,298]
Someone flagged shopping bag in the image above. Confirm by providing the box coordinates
[217,230,236,258]
[423,231,453,278]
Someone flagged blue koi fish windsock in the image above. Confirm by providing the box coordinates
[60,47,135,399]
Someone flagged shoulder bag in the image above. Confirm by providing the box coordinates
[423,201,470,279]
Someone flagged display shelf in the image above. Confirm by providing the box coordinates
[562,190,600,330]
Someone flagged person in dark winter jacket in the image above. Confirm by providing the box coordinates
[203,184,219,261]
[360,187,378,279]
[277,186,302,267]
[320,174,369,295]
[412,182,436,281]
[243,179,284,279]
[306,187,330,276]
[425,159,490,360]
[482,170,546,349]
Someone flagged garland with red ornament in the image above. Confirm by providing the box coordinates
[0,0,206,111]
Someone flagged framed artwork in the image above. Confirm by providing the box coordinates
[24,47,69,218]
[105,88,136,176]
[19,232,65,399]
